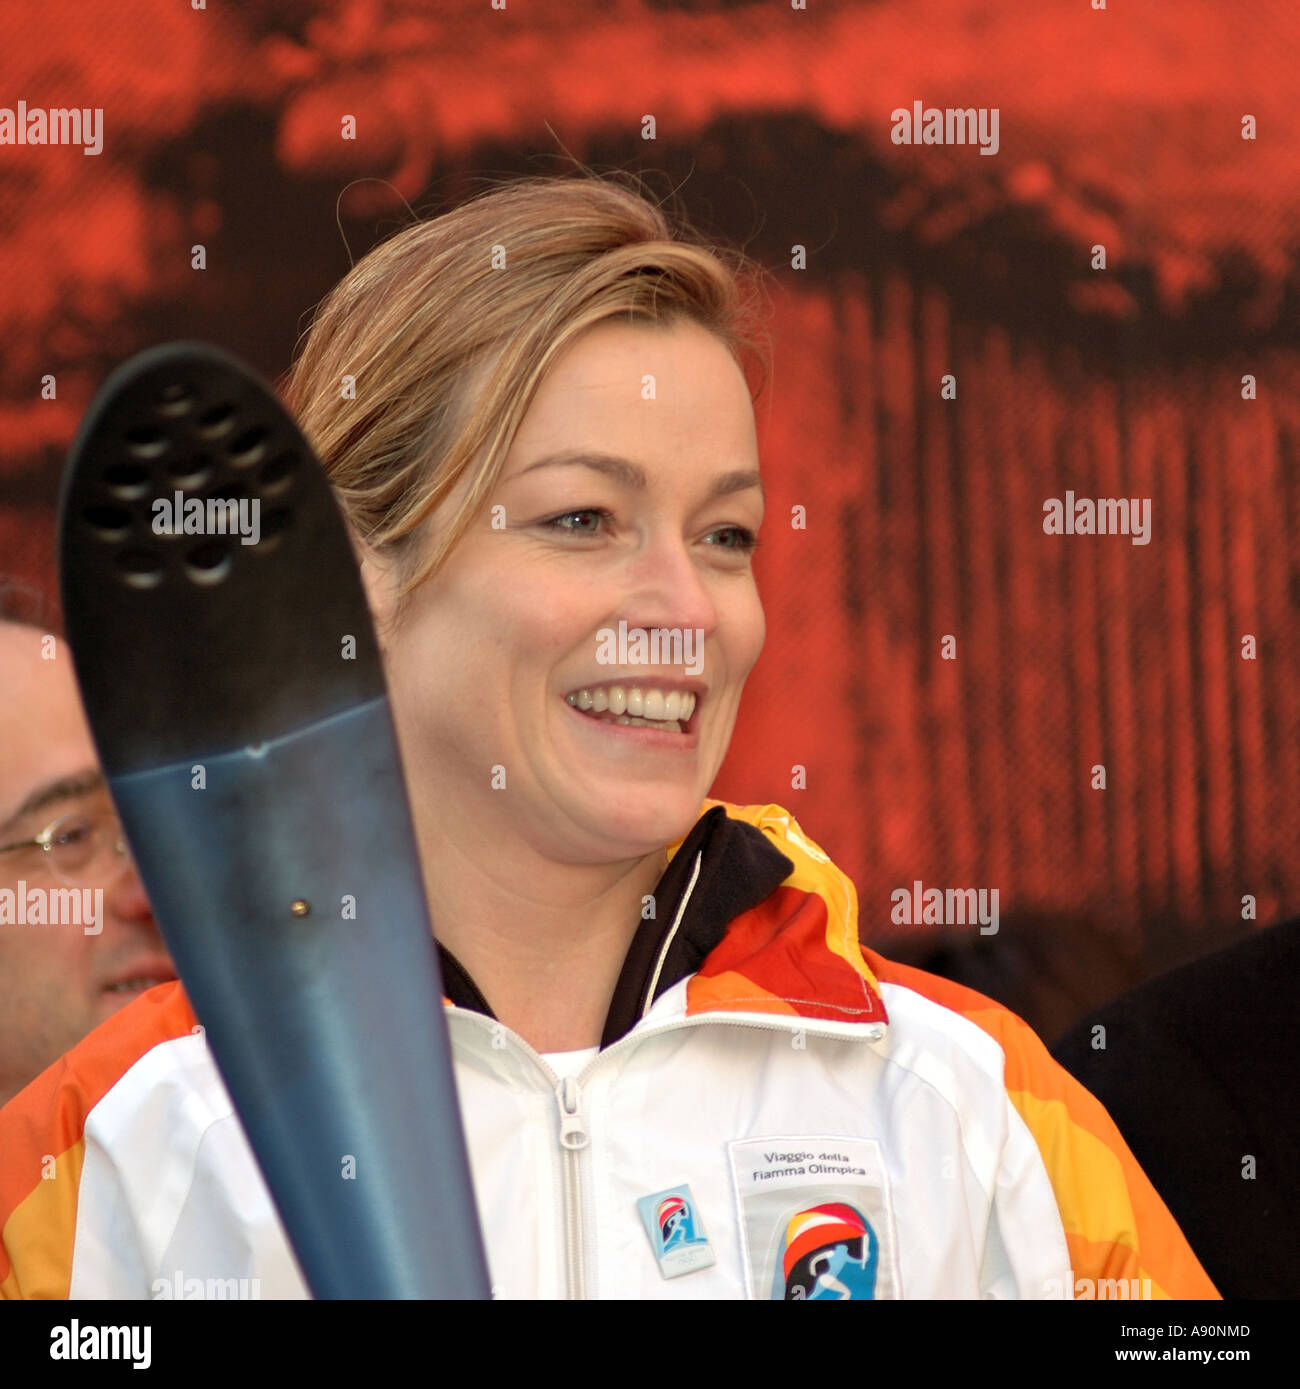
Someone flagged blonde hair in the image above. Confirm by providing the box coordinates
[282,171,772,608]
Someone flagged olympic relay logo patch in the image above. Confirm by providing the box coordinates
[728,1137,900,1299]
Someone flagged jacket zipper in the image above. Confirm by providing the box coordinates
[556,1075,589,1300]
[451,1006,885,1299]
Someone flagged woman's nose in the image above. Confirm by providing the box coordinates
[621,537,720,637]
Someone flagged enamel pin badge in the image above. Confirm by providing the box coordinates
[637,1185,717,1279]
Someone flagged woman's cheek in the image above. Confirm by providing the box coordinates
[742,602,766,672]
[718,594,765,684]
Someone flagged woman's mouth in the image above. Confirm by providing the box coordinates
[564,683,698,735]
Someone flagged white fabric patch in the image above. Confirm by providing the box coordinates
[728,1136,900,1300]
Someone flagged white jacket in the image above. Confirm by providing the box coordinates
[0,801,1217,1300]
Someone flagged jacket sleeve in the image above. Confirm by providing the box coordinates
[996,1005,1219,1299]
[863,950,1220,1299]
[1,982,201,1298]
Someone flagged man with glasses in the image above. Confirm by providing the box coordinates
[0,613,175,1108]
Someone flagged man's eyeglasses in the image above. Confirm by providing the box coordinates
[0,808,132,887]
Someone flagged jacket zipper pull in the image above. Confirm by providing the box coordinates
[557,1075,589,1150]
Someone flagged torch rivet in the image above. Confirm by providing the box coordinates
[290,898,311,918]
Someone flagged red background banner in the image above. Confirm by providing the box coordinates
[2,0,1296,1040]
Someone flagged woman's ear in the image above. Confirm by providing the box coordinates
[351,531,398,651]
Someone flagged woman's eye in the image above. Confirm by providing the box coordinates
[706,525,759,552]
[538,512,757,552]
[541,508,611,535]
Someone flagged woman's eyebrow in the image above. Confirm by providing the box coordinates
[515,449,764,501]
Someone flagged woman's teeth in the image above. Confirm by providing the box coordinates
[565,685,696,732]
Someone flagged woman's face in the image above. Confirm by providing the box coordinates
[370,317,766,865]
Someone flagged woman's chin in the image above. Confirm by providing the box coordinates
[564,786,707,859]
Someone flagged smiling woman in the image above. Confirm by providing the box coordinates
[282,176,773,1056]
[1,172,1219,1301]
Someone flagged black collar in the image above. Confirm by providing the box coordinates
[436,805,795,1048]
